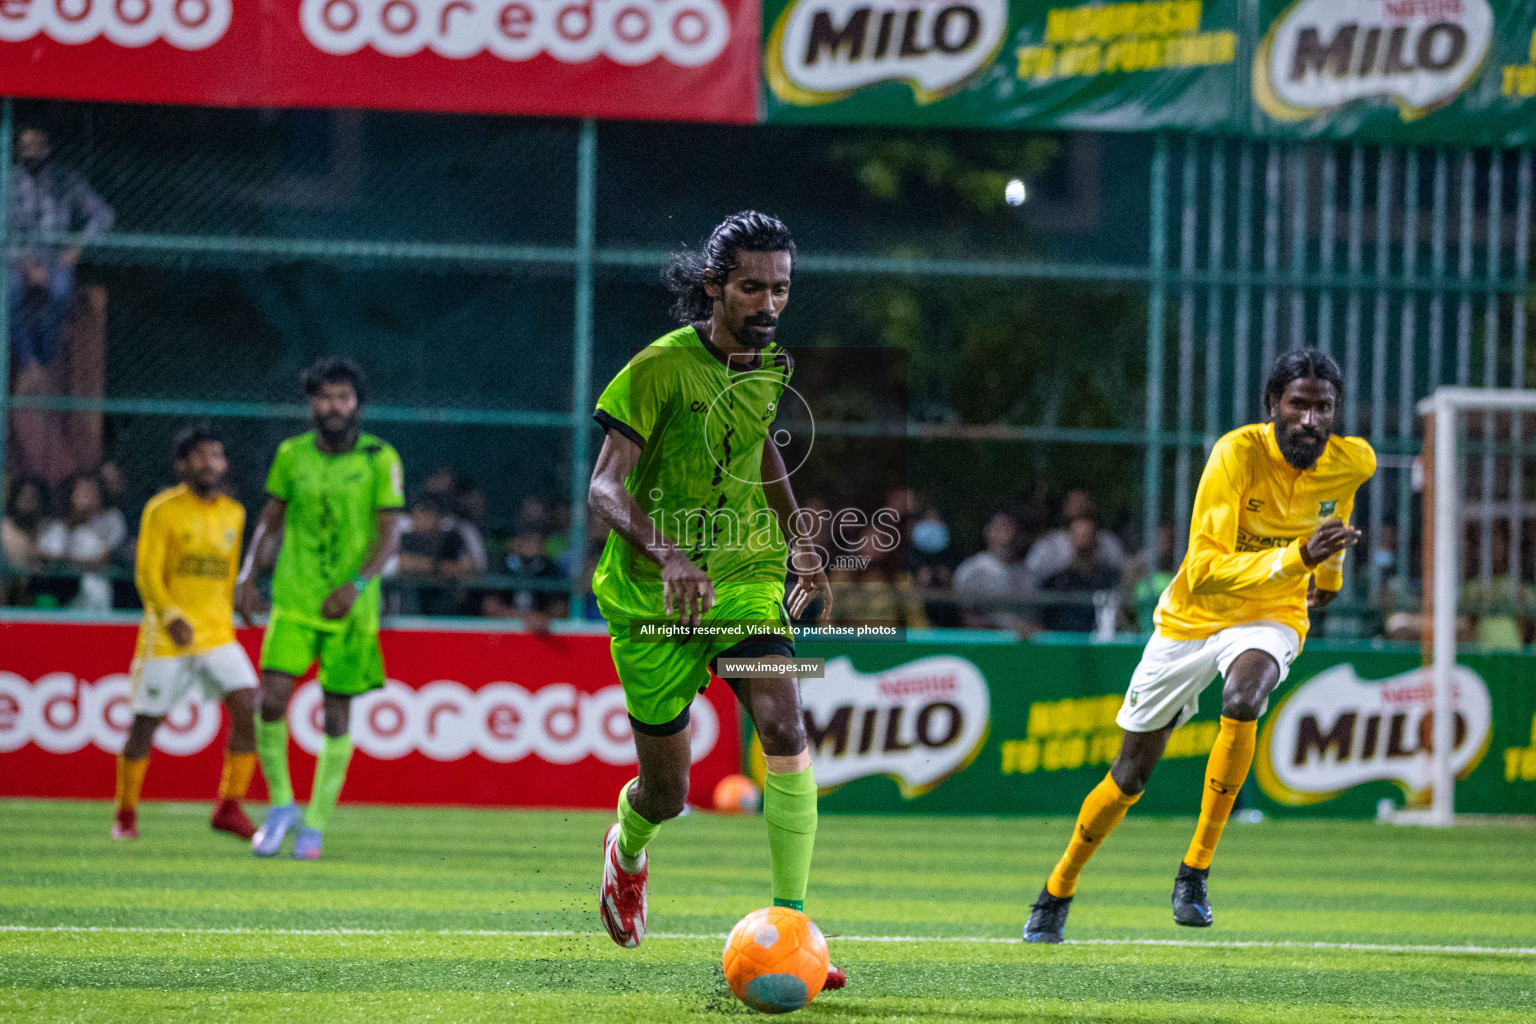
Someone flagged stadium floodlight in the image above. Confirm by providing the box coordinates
[1392,388,1536,827]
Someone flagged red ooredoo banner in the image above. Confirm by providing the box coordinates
[0,621,741,808]
[0,0,759,122]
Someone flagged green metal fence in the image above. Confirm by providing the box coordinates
[2,99,1532,626]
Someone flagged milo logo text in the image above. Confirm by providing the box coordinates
[1255,0,1493,121]
[767,0,1009,105]
[1256,663,1492,805]
[800,655,990,797]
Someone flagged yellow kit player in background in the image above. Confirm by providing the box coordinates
[1024,348,1375,940]
[112,425,260,841]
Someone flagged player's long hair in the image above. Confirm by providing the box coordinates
[1264,348,1344,416]
[662,211,796,324]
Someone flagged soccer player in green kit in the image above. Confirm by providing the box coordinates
[589,212,842,988]
[234,358,405,860]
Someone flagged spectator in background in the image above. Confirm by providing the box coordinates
[8,127,114,484]
[909,505,960,628]
[37,473,121,611]
[1022,488,1125,593]
[2,477,50,604]
[1038,515,1122,633]
[1458,521,1533,651]
[953,511,1027,629]
[396,493,474,615]
[482,530,568,632]
[1124,522,1177,631]
[421,467,488,573]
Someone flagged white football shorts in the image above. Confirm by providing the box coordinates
[130,642,258,717]
[1115,620,1299,733]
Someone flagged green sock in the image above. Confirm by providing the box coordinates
[303,734,354,832]
[616,779,661,863]
[764,766,818,906]
[254,718,293,807]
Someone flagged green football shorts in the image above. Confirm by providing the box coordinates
[608,582,793,730]
[259,610,386,696]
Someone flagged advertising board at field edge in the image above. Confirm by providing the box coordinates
[0,0,761,123]
[793,640,1534,816]
[762,0,1536,145]
[0,621,741,808]
[4,625,1533,815]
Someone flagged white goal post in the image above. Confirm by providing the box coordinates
[1400,387,1536,826]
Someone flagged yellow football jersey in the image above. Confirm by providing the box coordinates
[1155,422,1376,643]
[134,485,246,658]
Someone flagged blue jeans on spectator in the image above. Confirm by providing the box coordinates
[9,258,75,368]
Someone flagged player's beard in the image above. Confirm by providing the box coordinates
[733,315,777,350]
[317,410,361,448]
[1275,422,1328,470]
[190,471,223,497]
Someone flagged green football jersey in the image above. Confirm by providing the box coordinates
[592,325,793,620]
[265,431,405,631]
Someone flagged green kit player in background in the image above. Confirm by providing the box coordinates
[588,211,842,988]
[234,358,405,861]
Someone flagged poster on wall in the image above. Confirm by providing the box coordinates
[1249,0,1536,144]
[763,0,1246,130]
[763,0,1536,145]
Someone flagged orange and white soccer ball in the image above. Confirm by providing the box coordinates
[713,773,761,814]
[722,906,829,1014]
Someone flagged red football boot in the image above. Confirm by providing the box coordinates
[111,808,138,840]
[599,823,648,948]
[211,799,257,840]
[824,964,847,990]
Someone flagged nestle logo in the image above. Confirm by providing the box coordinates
[876,673,957,699]
[301,0,733,67]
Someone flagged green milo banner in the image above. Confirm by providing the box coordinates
[763,0,1536,145]
[793,639,1536,816]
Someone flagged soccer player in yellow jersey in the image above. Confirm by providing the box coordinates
[1024,348,1375,941]
[112,425,260,841]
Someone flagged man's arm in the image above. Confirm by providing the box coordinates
[234,497,285,626]
[762,440,831,621]
[588,429,713,626]
[134,503,191,647]
[69,172,114,240]
[1307,488,1360,609]
[1184,443,1359,596]
[320,509,404,620]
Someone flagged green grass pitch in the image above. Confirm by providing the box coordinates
[2,799,1533,1022]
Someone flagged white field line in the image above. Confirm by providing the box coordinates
[2,925,1533,957]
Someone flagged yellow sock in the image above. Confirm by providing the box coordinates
[218,751,257,801]
[115,755,150,813]
[1184,716,1258,871]
[1047,773,1141,898]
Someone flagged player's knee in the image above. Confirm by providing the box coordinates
[755,717,807,758]
[644,776,690,821]
[259,694,288,722]
[1222,689,1265,721]
[1110,759,1151,796]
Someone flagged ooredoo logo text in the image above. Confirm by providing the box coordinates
[0,0,232,51]
[0,0,734,66]
[0,672,718,765]
[300,0,733,66]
